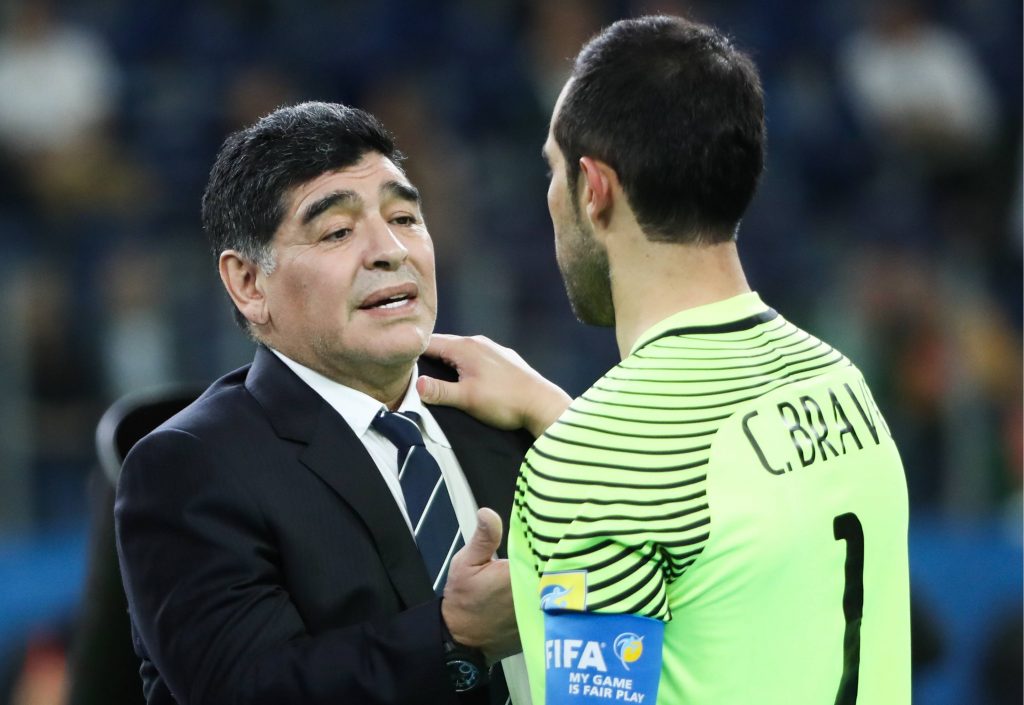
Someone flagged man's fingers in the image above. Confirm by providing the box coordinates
[416,375,461,407]
[461,507,503,566]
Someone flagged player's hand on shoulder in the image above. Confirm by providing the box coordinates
[417,333,571,438]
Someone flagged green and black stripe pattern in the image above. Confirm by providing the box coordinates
[514,309,853,620]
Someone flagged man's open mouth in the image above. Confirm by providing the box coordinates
[359,285,418,310]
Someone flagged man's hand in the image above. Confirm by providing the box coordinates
[417,334,572,438]
[441,508,520,665]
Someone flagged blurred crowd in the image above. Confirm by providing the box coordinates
[0,0,1019,702]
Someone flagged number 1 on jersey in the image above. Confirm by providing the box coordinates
[833,512,864,705]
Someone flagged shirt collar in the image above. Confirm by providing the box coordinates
[392,376,451,448]
[269,349,451,448]
[629,291,771,356]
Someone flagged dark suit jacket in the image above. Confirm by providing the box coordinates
[114,346,531,705]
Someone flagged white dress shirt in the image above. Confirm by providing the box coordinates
[270,348,480,537]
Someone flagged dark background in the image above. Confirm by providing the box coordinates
[0,0,1019,703]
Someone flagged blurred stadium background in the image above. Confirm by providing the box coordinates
[0,0,1019,703]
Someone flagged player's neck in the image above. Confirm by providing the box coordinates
[609,237,750,359]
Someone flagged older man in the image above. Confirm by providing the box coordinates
[115,102,531,705]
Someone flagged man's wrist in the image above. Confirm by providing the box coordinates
[440,602,488,693]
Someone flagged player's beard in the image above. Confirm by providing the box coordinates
[555,204,615,327]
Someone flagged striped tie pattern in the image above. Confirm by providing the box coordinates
[372,409,464,593]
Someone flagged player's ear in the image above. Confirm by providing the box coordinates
[219,250,270,326]
[579,156,617,232]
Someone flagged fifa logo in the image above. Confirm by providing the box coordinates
[546,638,608,672]
[545,632,645,672]
[613,633,644,670]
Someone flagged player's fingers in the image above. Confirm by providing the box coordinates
[422,333,463,362]
[416,375,463,408]
[462,508,503,566]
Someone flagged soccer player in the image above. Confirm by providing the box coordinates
[419,15,911,705]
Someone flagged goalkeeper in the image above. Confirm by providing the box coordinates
[419,15,910,705]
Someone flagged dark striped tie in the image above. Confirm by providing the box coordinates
[372,409,465,593]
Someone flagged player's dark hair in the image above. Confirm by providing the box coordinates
[555,15,765,243]
[201,101,402,328]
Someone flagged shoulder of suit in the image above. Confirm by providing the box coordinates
[154,366,263,441]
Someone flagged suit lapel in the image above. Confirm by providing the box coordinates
[428,404,528,559]
[245,346,434,608]
[414,356,531,558]
[299,409,434,607]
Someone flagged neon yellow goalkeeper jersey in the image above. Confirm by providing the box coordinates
[509,292,910,705]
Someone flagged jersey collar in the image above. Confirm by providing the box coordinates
[629,291,775,356]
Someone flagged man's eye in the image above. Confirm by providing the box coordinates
[324,228,351,241]
[391,215,417,226]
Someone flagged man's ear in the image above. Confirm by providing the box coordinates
[579,156,617,232]
[219,250,269,326]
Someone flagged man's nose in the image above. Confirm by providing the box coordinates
[364,220,409,270]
